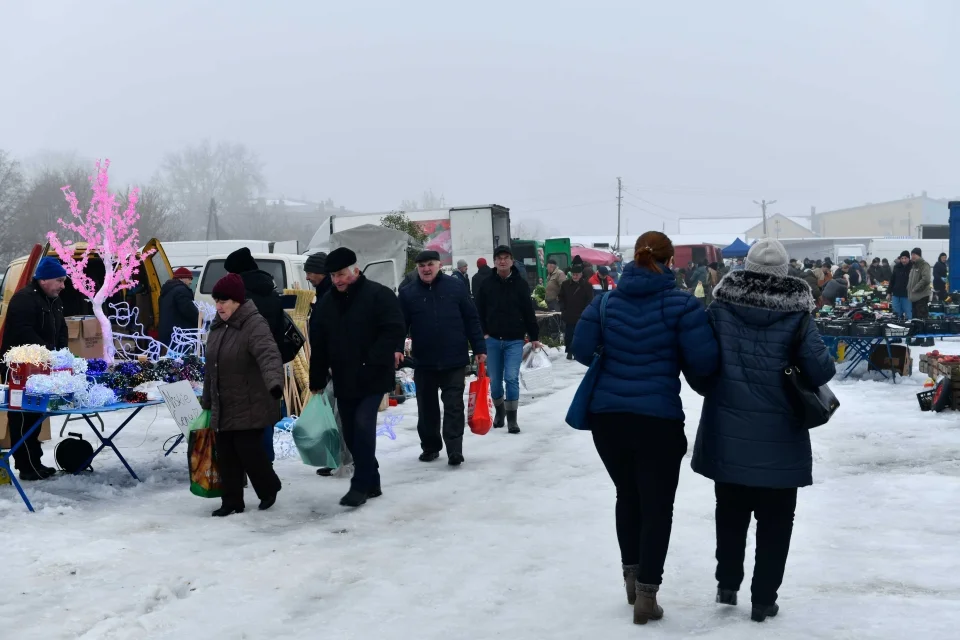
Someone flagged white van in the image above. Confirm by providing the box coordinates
[195,253,310,305]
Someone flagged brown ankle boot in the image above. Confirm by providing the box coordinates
[622,565,639,605]
[633,582,664,624]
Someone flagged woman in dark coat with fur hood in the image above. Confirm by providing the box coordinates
[690,239,835,623]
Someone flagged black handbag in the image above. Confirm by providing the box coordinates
[279,314,306,364]
[783,315,840,429]
[55,432,94,473]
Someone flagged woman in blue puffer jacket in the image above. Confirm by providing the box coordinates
[574,231,720,625]
[690,238,835,623]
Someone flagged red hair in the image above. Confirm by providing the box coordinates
[634,231,675,273]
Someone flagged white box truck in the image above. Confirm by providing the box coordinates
[326,205,511,270]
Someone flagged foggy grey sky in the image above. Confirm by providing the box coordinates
[2,0,957,234]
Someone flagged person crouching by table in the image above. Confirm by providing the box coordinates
[201,274,284,517]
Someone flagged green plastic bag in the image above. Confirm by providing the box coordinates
[293,393,341,468]
[188,410,210,432]
[188,426,222,498]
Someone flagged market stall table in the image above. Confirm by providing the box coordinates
[820,335,901,383]
[0,400,163,512]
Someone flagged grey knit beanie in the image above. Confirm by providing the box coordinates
[745,239,789,277]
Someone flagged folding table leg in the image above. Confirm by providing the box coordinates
[163,433,184,457]
[76,408,144,482]
[0,415,47,513]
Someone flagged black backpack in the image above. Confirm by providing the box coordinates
[55,432,94,473]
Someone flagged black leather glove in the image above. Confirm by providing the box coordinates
[270,385,283,400]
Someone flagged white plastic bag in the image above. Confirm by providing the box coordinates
[520,344,555,394]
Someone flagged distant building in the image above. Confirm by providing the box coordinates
[811,193,951,238]
[743,214,816,241]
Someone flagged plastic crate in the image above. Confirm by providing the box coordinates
[929,302,945,314]
[823,321,851,336]
[917,389,935,411]
[884,323,911,337]
[852,323,883,337]
[946,304,960,315]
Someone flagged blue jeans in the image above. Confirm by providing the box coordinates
[485,338,524,402]
[892,296,912,320]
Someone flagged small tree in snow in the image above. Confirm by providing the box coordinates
[50,159,153,363]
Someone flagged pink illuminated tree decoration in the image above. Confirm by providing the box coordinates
[50,159,154,363]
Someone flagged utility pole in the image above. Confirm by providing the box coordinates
[753,199,777,237]
[206,198,219,241]
[616,177,622,252]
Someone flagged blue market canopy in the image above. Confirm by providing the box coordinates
[722,237,751,258]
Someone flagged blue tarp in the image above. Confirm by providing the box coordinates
[722,237,751,258]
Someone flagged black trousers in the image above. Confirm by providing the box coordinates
[7,412,45,471]
[714,482,798,606]
[591,413,687,586]
[564,320,577,353]
[414,367,466,456]
[215,428,281,508]
[338,394,382,493]
[913,298,930,319]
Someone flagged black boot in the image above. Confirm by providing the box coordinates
[506,401,520,434]
[566,352,574,361]
[717,588,738,606]
[367,486,383,499]
[751,603,779,622]
[212,504,244,517]
[316,467,334,476]
[448,453,464,466]
[419,451,440,462]
[493,399,505,428]
[258,493,278,511]
[340,489,368,507]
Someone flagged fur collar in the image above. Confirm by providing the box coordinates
[713,270,815,313]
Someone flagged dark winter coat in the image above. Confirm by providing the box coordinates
[933,259,948,293]
[867,265,885,285]
[801,270,821,301]
[202,300,284,432]
[889,261,912,298]
[310,275,406,399]
[0,282,69,377]
[907,257,933,303]
[239,270,285,347]
[158,279,200,345]
[471,265,493,296]
[398,273,486,370]
[399,270,418,291]
[558,277,594,325]
[308,277,333,343]
[690,271,836,489]
[452,269,471,295]
[573,262,719,422]
[820,277,848,303]
[474,266,540,341]
[879,264,893,283]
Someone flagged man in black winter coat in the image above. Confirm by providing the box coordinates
[159,267,200,346]
[558,262,594,359]
[472,258,493,296]
[310,247,406,508]
[0,258,69,480]
[224,247,285,349]
[888,252,913,319]
[397,250,486,466]
[474,245,540,434]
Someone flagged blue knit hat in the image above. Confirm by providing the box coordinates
[35,258,67,280]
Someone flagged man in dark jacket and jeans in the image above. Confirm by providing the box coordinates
[0,258,69,480]
[474,245,540,434]
[397,250,486,466]
[888,251,913,319]
[159,267,200,346]
[310,247,406,507]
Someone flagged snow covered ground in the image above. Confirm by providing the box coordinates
[2,345,960,639]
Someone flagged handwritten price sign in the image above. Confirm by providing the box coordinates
[158,381,203,435]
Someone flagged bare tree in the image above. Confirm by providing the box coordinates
[511,217,558,240]
[117,184,187,242]
[156,140,267,236]
[8,165,94,254]
[400,188,446,212]
[0,150,27,263]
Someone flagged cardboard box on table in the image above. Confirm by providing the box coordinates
[66,316,103,359]
[869,344,912,376]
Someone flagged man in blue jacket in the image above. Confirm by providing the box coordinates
[397,250,486,466]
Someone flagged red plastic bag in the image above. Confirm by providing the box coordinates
[468,362,494,435]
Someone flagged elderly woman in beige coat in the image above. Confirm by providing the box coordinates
[201,274,285,517]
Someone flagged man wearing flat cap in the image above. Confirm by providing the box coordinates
[397,250,486,466]
[309,247,405,508]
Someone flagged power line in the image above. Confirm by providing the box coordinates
[621,188,690,218]
[511,199,614,214]
[621,199,676,222]
[753,199,777,236]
